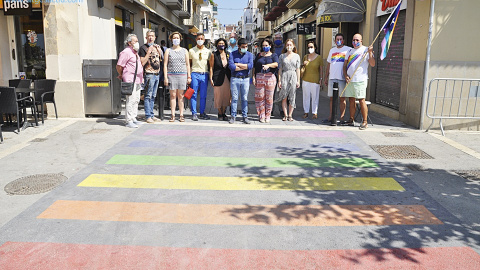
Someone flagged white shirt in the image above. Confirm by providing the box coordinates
[345,46,372,82]
[327,46,351,80]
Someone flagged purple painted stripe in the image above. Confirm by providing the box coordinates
[143,130,345,138]
[128,140,360,152]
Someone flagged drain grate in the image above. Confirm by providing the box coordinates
[31,138,47,142]
[4,173,67,195]
[84,129,111,134]
[455,170,480,181]
[370,145,434,159]
[382,132,406,137]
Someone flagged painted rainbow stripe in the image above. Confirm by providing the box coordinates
[106,155,379,168]
[143,129,346,138]
[78,174,405,191]
[37,200,443,226]
[128,140,361,152]
[2,242,479,269]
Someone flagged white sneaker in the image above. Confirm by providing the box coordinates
[125,122,138,128]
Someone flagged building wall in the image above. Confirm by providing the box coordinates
[0,15,14,87]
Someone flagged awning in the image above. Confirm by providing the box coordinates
[316,0,366,28]
[132,0,185,31]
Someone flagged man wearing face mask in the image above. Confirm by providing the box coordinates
[116,34,144,128]
[189,33,212,120]
[227,33,238,53]
[325,33,351,124]
[343,33,375,130]
[228,38,254,124]
[273,32,284,58]
[138,30,163,123]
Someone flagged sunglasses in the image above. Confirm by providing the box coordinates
[199,52,202,60]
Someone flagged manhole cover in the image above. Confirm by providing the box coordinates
[31,138,47,142]
[455,170,480,181]
[4,174,67,195]
[382,132,406,137]
[370,145,434,159]
[84,129,111,134]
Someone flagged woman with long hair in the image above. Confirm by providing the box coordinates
[252,38,278,123]
[163,32,191,122]
[209,38,232,121]
[276,39,301,121]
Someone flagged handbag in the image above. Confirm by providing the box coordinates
[120,55,138,95]
[300,56,307,79]
[184,85,194,99]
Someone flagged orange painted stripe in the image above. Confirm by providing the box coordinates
[37,200,443,226]
[1,242,480,269]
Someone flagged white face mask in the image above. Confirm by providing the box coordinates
[308,48,315,54]
[197,40,205,46]
[286,46,293,52]
[172,39,180,46]
[132,42,139,51]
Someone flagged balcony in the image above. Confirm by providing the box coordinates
[166,0,182,10]
[257,30,270,39]
[287,0,315,10]
[185,13,201,32]
[258,0,266,9]
[213,6,217,14]
[175,10,191,19]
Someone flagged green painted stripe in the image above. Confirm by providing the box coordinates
[106,155,379,168]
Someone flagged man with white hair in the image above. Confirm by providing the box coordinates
[227,32,238,53]
[116,34,144,128]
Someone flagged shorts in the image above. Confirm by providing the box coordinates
[344,80,367,99]
[327,79,346,97]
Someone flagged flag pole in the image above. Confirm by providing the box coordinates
[339,0,403,97]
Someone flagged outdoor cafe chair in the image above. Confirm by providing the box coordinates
[9,79,32,89]
[32,79,57,124]
[0,87,37,133]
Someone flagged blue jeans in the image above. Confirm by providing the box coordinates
[144,73,160,119]
[190,72,209,115]
[230,77,250,118]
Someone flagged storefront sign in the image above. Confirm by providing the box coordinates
[377,0,407,17]
[0,0,35,16]
[86,82,110,88]
[297,23,316,35]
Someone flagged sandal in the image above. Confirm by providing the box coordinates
[359,121,368,130]
[303,113,308,119]
[169,116,175,122]
[288,116,293,122]
[179,115,185,122]
[259,118,265,123]
[312,114,317,119]
[282,116,287,121]
[345,118,355,126]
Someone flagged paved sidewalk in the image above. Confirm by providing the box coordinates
[0,85,479,268]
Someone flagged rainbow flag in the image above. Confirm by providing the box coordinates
[380,0,402,60]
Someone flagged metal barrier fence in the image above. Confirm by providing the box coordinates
[425,78,480,135]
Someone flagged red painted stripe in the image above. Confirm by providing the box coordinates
[1,242,480,269]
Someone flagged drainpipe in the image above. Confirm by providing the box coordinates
[419,0,435,130]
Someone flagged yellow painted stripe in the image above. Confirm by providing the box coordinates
[37,200,443,226]
[78,174,405,191]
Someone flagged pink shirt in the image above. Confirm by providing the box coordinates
[117,47,144,84]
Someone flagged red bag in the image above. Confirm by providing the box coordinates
[184,86,194,99]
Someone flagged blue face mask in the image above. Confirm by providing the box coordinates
[274,40,282,46]
[230,38,236,44]
[263,46,271,52]
[240,48,247,53]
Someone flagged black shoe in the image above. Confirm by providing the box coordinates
[218,113,222,121]
[222,114,228,121]
[200,113,210,120]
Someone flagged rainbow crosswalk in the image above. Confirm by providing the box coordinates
[1,127,480,268]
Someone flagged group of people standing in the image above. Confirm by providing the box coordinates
[116,30,375,130]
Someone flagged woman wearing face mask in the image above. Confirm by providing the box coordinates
[301,41,323,119]
[252,39,278,123]
[163,32,191,122]
[276,39,301,121]
[209,38,232,121]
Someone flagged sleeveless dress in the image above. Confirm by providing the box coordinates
[167,47,188,90]
[213,56,231,108]
[275,53,300,107]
